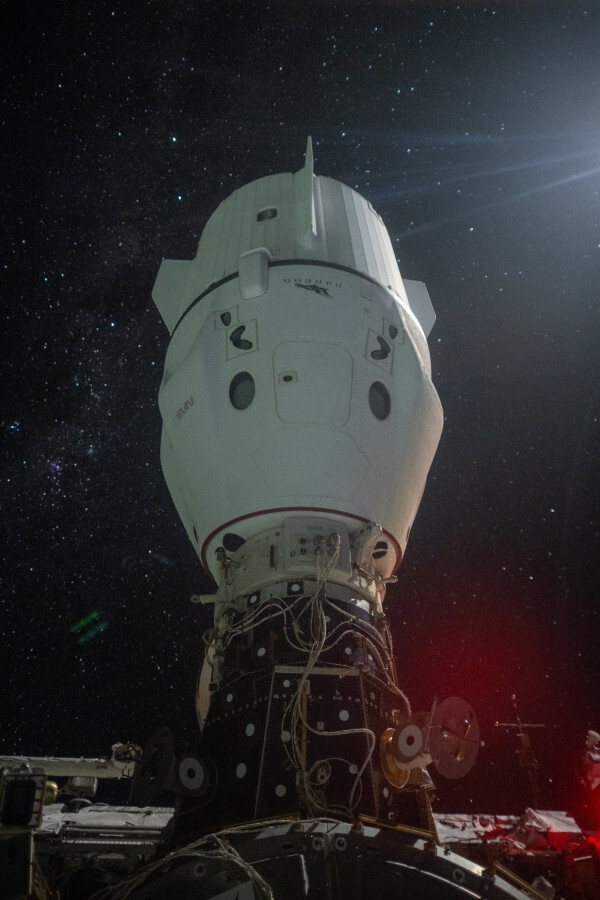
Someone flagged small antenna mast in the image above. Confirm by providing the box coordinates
[496,694,545,809]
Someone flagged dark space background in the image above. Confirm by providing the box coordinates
[2,0,599,815]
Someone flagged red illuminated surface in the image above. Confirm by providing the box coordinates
[587,832,600,852]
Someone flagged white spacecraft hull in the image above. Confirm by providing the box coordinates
[153,139,443,585]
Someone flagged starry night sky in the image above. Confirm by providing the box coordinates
[2,0,599,815]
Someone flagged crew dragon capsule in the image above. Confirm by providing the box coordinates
[146,141,525,898]
[153,138,442,593]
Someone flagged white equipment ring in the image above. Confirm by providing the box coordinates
[178,756,205,792]
[396,724,423,760]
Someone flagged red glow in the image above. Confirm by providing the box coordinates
[587,832,600,852]
[399,592,561,712]
[392,572,584,811]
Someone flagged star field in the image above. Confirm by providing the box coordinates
[1,0,599,814]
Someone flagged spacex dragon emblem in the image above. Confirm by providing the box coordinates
[295,283,332,297]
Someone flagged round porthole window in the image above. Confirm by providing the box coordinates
[368,381,391,420]
[229,371,255,410]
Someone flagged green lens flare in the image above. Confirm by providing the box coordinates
[69,610,100,634]
[70,611,108,642]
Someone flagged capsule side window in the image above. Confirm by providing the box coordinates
[257,207,277,222]
[372,540,388,560]
[229,372,255,410]
[369,381,391,420]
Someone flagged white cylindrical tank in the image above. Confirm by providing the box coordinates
[153,140,443,583]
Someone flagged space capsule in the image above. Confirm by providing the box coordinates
[152,138,443,601]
